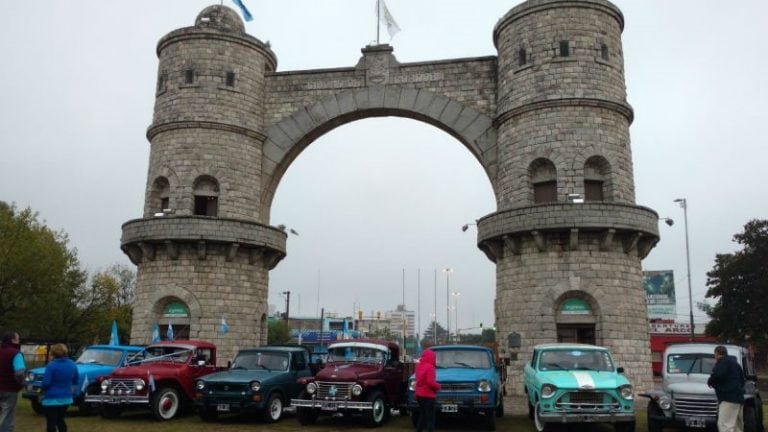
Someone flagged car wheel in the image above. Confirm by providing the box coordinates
[614,420,636,432]
[364,391,387,428]
[534,402,553,432]
[30,399,44,415]
[100,405,122,419]
[199,406,218,422]
[296,392,319,426]
[262,392,283,423]
[647,403,664,432]
[151,387,182,421]
[484,408,497,431]
[744,404,758,432]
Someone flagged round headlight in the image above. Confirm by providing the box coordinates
[352,384,363,396]
[26,371,35,382]
[135,379,146,391]
[306,382,317,395]
[195,380,205,390]
[541,384,556,399]
[101,379,110,391]
[251,381,261,392]
[408,378,416,392]
[659,395,672,410]
[478,380,492,392]
[618,385,633,400]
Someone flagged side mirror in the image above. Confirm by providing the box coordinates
[196,360,206,367]
[617,367,625,374]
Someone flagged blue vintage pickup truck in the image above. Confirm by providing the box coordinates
[407,345,504,431]
[22,344,144,414]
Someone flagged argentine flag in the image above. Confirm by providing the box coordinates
[151,322,160,343]
[167,321,174,341]
[231,0,253,22]
[109,320,119,345]
[80,375,90,393]
[220,315,229,335]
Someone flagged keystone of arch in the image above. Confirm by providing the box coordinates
[261,86,498,213]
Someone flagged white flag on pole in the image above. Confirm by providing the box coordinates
[377,0,401,39]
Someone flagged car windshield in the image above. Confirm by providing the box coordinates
[327,345,386,364]
[667,353,716,374]
[134,346,192,364]
[435,350,491,369]
[539,349,614,372]
[231,352,289,371]
[76,348,123,366]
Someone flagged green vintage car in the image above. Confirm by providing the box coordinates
[524,343,635,432]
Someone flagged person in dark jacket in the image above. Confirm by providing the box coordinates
[0,331,26,432]
[414,349,441,432]
[707,345,745,432]
[41,344,78,432]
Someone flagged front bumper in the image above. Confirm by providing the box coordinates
[196,397,263,413]
[649,411,717,429]
[291,398,373,411]
[539,411,636,424]
[84,394,149,405]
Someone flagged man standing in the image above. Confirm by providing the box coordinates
[0,331,26,432]
[707,345,745,432]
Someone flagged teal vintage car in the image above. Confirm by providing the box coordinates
[524,343,635,432]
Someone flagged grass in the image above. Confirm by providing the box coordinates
[13,395,768,432]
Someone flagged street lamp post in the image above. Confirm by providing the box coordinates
[452,291,461,343]
[674,198,695,341]
[443,268,453,343]
[282,291,291,321]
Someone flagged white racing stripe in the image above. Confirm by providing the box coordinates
[572,372,595,389]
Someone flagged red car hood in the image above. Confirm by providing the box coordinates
[316,362,381,381]
[112,362,183,379]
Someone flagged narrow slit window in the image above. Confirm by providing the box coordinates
[185,69,195,84]
[559,40,570,57]
[518,48,527,66]
[225,72,235,87]
[157,72,167,92]
[601,44,609,60]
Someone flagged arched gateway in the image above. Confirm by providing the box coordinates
[122,1,661,408]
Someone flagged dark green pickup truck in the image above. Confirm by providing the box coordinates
[194,345,315,422]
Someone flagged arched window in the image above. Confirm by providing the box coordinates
[584,156,611,202]
[193,176,219,216]
[151,177,170,214]
[529,158,557,204]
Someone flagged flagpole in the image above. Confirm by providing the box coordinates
[376,0,381,44]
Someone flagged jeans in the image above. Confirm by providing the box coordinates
[0,391,19,432]
[44,404,69,432]
[416,397,436,432]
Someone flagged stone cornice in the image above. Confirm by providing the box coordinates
[157,28,277,72]
[494,98,634,127]
[147,121,267,142]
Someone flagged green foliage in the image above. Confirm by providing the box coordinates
[421,320,448,346]
[704,219,768,363]
[0,201,134,346]
[268,319,292,345]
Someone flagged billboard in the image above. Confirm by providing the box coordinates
[643,270,676,319]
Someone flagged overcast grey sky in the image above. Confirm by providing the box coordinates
[1,1,766,337]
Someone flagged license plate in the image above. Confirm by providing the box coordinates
[322,402,338,411]
[441,404,458,413]
[217,404,230,412]
[684,417,707,428]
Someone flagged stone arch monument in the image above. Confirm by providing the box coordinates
[122,0,660,405]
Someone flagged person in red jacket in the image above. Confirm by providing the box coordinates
[414,349,441,432]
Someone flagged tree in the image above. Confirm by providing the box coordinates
[703,219,768,365]
[0,202,87,340]
[421,320,448,346]
[268,320,292,344]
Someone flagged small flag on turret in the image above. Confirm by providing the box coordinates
[220,315,229,335]
[231,0,253,22]
[377,0,400,39]
[151,322,160,343]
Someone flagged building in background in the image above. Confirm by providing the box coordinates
[386,304,415,339]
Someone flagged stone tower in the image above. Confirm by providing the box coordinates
[121,0,660,403]
[122,6,285,362]
[482,0,658,402]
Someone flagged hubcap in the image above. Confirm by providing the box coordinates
[270,398,282,420]
[160,393,177,418]
[373,399,384,422]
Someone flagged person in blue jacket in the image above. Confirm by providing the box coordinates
[41,344,78,432]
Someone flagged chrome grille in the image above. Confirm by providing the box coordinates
[209,383,247,393]
[439,383,475,392]
[556,391,618,410]
[316,382,353,399]
[673,394,718,417]
[107,378,137,392]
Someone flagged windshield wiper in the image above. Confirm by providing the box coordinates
[454,362,474,368]
[686,358,699,375]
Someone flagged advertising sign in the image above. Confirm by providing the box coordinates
[643,270,676,319]
[560,298,591,315]
[649,321,693,334]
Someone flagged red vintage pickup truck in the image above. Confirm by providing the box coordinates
[85,340,221,420]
